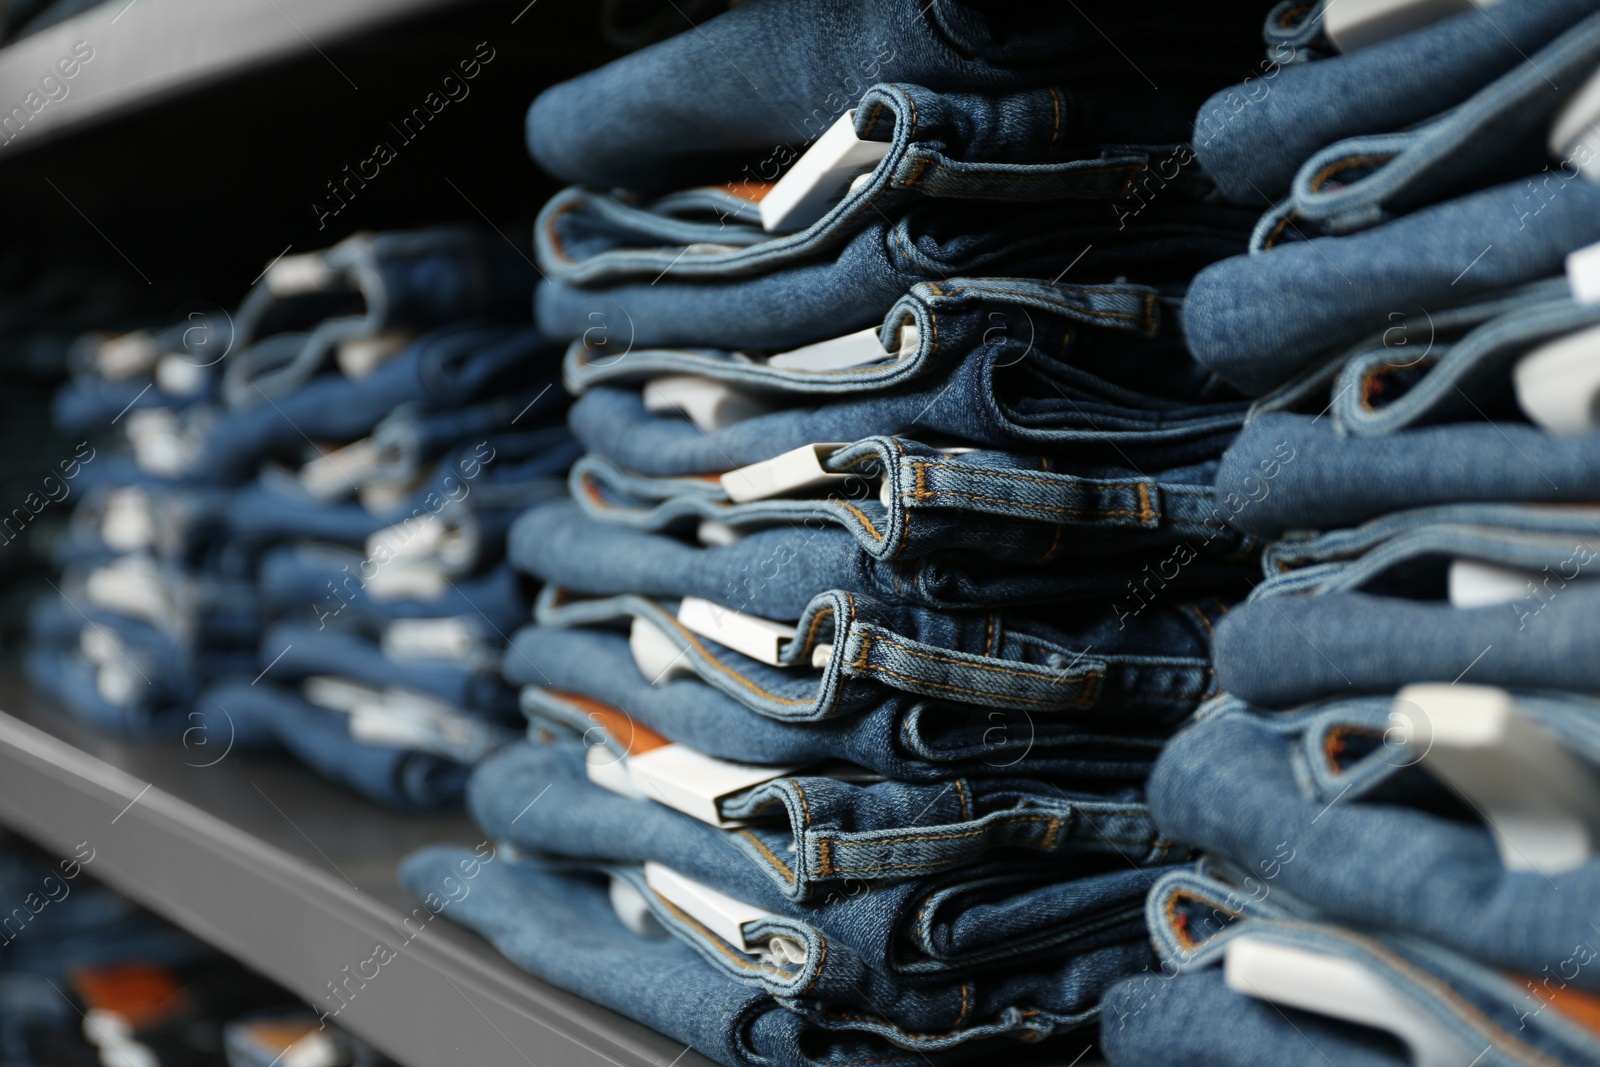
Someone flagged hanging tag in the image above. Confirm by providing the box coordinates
[609,875,667,938]
[337,331,412,379]
[101,488,155,552]
[626,743,804,826]
[720,443,851,503]
[382,617,484,665]
[764,325,913,372]
[1446,558,1540,608]
[1513,322,1600,434]
[265,253,337,295]
[759,110,892,233]
[1552,69,1600,181]
[1324,0,1496,53]
[677,596,796,665]
[1567,242,1600,304]
[588,744,647,799]
[154,353,210,397]
[629,616,696,685]
[363,563,448,602]
[1399,683,1600,873]
[644,862,794,957]
[95,332,159,380]
[696,519,746,546]
[303,675,379,713]
[300,438,383,500]
[643,376,770,432]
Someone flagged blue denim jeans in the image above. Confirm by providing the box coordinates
[194,680,479,810]
[1150,697,1600,986]
[1215,505,1600,706]
[222,429,576,567]
[258,621,518,720]
[478,736,1168,905]
[529,587,1220,723]
[1099,864,1600,1066]
[567,339,1246,480]
[524,0,1273,192]
[1185,176,1600,395]
[224,228,538,408]
[26,602,255,737]
[570,440,1253,565]
[509,629,1174,783]
[510,499,1254,617]
[537,83,1204,286]
[1259,277,1593,438]
[191,321,563,483]
[1215,412,1600,537]
[564,277,1220,404]
[400,846,1107,1067]
[1254,12,1600,238]
[258,545,530,635]
[537,199,1254,350]
[1194,0,1593,205]
[467,741,1170,1014]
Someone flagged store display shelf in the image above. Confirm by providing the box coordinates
[0,672,712,1067]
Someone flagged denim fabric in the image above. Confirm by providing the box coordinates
[538,200,1255,349]
[510,634,1172,783]
[51,482,234,571]
[257,622,517,719]
[58,556,262,646]
[530,588,1221,723]
[1215,412,1600,537]
[478,738,1168,900]
[570,442,1253,564]
[524,0,1273,192]
[190,321,561,483]
[470,740,1166,973]
[258,544,530,635]
[538,84,1202,284]
[399,847,1092,1067]
[563,277,1222,404]
[194,680,475,810]
[1259,500,1600,579]
[1258,13,1600,238]
[1304,278,1595,436]
[1104,967,1418,1065]
[1185,177,1600,395]
[1145,697,1600,993]
[1099,866,1600,1067]
[1215,511,1600,706]
[223,430,576,565]
[1194,0,1593,205]
[510,500,1253,617]
[567,351,1245,480]
[1249,501,1600,600]
[225,228,538,408]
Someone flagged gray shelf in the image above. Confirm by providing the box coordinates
[0,676,713,1067]
[0,0,480,153]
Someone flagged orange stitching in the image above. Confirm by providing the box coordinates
[736,829,796,885]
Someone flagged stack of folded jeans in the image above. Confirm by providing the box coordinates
[1103,4,1600,1063]
[29,228,578,809]
[403,2,1285,1063]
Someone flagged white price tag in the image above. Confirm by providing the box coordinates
[759,110,892,233]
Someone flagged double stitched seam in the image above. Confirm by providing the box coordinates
[662,615,810,706]
[737,829,796,885]
[1037,456,1066,564]
[860,659,1090,707]
[656,894,791,976]
[871,633,1097,685]
[1309,153,1396,193]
